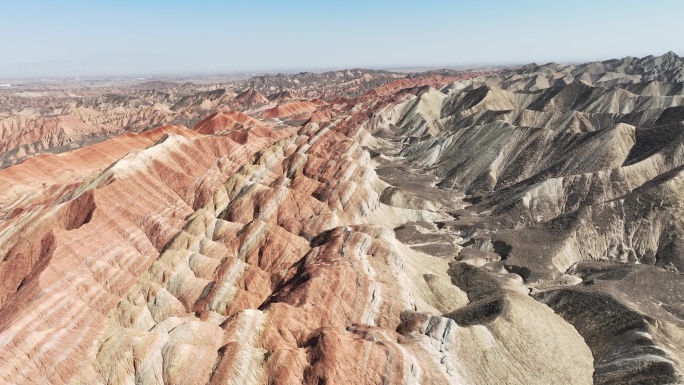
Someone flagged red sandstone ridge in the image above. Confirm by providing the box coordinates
[0,70,482,168]
[359,76,458,100]
[0,124,189,213]
[0,105,174,166]
[261,100,326,119]
[231,88,270,110]
[308,107,338,123]
[0,65,616,385]
[193,111,270,134]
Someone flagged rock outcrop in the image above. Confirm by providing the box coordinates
[1,53,684,384]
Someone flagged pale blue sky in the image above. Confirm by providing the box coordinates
[1,0,682,76]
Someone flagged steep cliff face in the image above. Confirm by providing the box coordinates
[1,54,684,385]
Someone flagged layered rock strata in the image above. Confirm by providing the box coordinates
[2,53,684,384]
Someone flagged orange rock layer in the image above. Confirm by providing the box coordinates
[0,76,592,385]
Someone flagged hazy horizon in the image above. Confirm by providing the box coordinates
[2,0,683,77]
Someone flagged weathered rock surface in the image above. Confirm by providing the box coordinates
[0,69,481,168]
[2,53,684,384]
